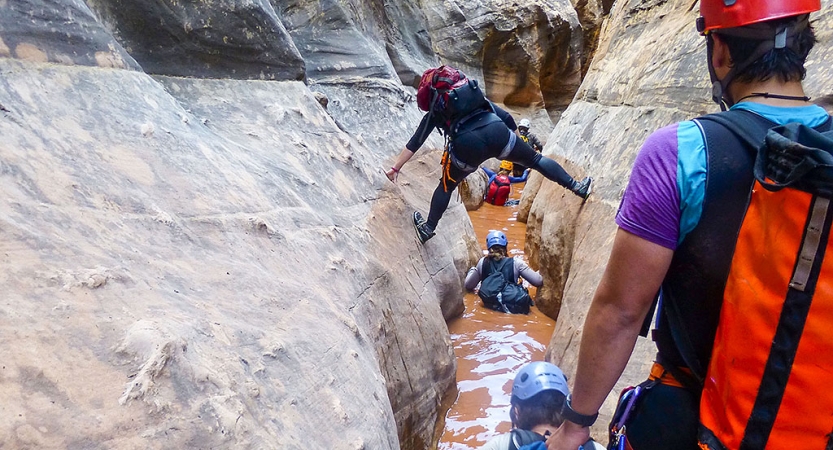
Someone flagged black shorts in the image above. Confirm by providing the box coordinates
[623,382,700,450]
[451,112,541,170]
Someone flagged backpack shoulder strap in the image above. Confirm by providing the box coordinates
[816,115,833,132]
[658,110,774,385]
[497,257,517,284]
[509,429,544,450]
[695,109,775,151]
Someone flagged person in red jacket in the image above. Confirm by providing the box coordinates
[483,161,529,206]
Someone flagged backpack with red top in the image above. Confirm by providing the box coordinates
[485,174,511,206]
[416,65,490,132]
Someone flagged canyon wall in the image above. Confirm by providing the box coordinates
[0,0,590,448]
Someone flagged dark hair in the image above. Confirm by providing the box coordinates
[510,390,567,430]
[719,17,816,84]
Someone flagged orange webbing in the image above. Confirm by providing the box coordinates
[440,151,456,193]
[648,362,687,389]
[699,183,833,449]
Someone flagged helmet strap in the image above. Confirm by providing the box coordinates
[705,15,809,111]
[706,34,730,111]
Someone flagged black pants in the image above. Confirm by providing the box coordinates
[623,382,700,450]
[425,114,575,230]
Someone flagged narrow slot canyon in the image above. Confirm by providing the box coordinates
[437,181,556,449]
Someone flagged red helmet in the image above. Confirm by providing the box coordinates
[697,0,820,33]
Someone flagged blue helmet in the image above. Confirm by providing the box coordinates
[486,230,508,249]
[511,361,569,402]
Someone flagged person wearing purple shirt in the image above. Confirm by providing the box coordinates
[616,102,829,251]
[549,2,829,449]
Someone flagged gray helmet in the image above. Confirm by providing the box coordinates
[511,361,569,401]
[518,118,531,129]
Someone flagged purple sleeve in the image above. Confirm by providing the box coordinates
[615,124,681,250]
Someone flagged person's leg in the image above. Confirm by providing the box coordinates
[506,138,573,188]
[425,164,467,231]
[506,138,592,198]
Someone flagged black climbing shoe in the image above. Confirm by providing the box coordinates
[413,211,435,244]
[572,177,592,200]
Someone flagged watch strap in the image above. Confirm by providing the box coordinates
[561,395,599,427]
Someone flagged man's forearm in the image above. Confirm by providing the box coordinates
[566,228,672,418]
[569,300,645,416]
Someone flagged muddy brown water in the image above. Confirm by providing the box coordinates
[437,184,556,449]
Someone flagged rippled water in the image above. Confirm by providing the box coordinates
[437,185,556,449]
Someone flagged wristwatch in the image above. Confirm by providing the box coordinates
[561,395,599,427]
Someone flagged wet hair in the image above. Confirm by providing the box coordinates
[510,390,567,430]
[719,17,816,84]
[488,245,507,261]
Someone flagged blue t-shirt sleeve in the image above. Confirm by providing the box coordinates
[675,120,708,245]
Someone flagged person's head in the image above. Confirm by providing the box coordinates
[486,230,508,260]
[518,118,531,133]
[696,0,820,109]
[499,160,514,173]
[509,361,570,430]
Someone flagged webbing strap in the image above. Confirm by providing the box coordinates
[740,195,833,449]
[435,76,455,86]
[441,144,457,193]
[790,197,829,291]
[499,132,516,159]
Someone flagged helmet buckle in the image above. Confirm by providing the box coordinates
[774,26,787,49]
[696,16,706,34]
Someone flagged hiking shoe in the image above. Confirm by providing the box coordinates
[572,177,592,200]
[413,211,435,244]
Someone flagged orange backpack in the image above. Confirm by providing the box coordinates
[693,115,833,449]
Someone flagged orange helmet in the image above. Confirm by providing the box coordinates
[499,160,514,171]
[697,0,821,34]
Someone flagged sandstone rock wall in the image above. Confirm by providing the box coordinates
[0,54,471,448]
[9,0,819,444]
[421,0,584,121]
[0,0,504,447]
[532,0,833,435]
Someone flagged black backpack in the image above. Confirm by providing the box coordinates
[478,257,532,314]
[509,429,544,450]
[415,66,491,139]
